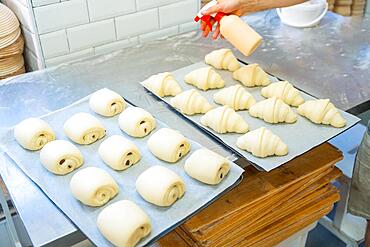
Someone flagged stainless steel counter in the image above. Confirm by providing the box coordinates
[0,10,369,246]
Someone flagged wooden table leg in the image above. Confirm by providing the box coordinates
[366,219,370,247]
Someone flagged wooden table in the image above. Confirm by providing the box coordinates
[155,142,343,247]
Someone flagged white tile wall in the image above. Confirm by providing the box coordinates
[116,9,159,40]
[34,0,89,34]
[87,0,136,21]
[40,30,69,59]
[159,0,198,28]
[2,0,201,69]
[67,19,116,52]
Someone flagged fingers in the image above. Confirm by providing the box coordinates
[201,21,205,31]
[203,19,215,38]
[212,24,220,40]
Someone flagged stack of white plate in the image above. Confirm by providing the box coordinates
[0,3,25,80]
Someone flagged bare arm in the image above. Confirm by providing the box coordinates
[202,0,307,39]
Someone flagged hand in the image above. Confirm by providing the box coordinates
[201,0,250,39]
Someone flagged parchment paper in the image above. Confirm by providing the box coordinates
[1,95,244,247]
[143,61,360,171]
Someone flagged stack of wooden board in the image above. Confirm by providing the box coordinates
[156,142,343,246]
[351,0,367,15]
[330,0,367,16]
[0,3,25,80]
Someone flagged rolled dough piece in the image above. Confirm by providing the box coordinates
[249,97,297,124]
[260,81,304,107]
[297,99,346,128]
[232,64,270,87]
[170,89,213,115]
[40,140,83,175]
[237,127,288,157]
[141,72,182,97]
[64,112,106,145]
[213,84,256,110]
[205,48,240,72]
[14,118,55,150]
[147,128,190,163]
[118,107,156,138]
[184,67,224,90]
[70,167,119,207]
[89,88,126,117]
[97,200,151,247]
[184,148,230,185]
[136,165,185,206]
[98,135,141,171]
[200,106,249,134]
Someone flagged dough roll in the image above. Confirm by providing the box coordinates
[98,135,141,171]
[70,167,119,207]
[14,118,55,150]
[64,112,106,145]
[136,165,185,206]
[97,200,151,247]
[40,140,83,175]
[118,107,156,138]
[147,128,190,163]
[205,48,240,72]
[89,88,126,117]
[184,148,230,185]
[141,72,182,97]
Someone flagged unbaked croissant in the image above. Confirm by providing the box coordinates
[232,64,270,87]
[40,140,83,175]
[98,135,141,171]
[170,89,213,115]
[297,99,346,128]
[249,97,297,124]
[147,128,190,163]
[237,127,288,157]
[261,81,305,107]
[184,67,224,90]
[205,48,240,72]
[141,72,182,97]
[64,113,106,145]
[70,167,119,207]
[14,118,55,150]
[200,106,249,134]
[213,85,256,110]
[184,148,230,185]
[97,200,151,247]
[89,88,126,117]
[118,107,156,137]
[136,165,185,207]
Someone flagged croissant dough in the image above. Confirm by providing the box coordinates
[147,128,190,163]
[297,99,346,128]
[205,48,240,72]
[40,140,83,175]
[170,89,213,115]
[136,165,185,206]
[201,106,249,134]
[232,64,270,87]
[64,113,106,145]
[261,81,305,107]
[249,97,297,124]
[141,72,182,97]
[237,127,288,157]
[89,88,126,117]
[97,200,151,247]
[14,118,55,150]
[213,85,256,110]
[118,107,156,137]
[184,67,224,90]
[184,148,230,185]
[70,167,119,207]
[99,135,141,171]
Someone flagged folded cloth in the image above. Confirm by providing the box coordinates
[14,117,55,150]
[136,165,185,206]
[40,140,83,175]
